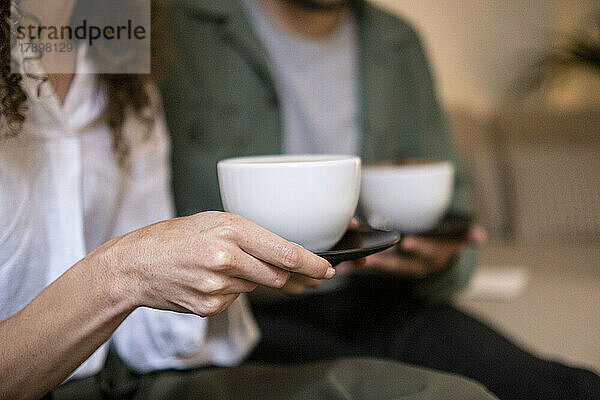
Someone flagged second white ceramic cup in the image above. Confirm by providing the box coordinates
[360,161,454,233]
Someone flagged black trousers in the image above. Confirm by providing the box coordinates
[248,274,600,400]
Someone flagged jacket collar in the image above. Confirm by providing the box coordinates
[356,3,417,63]
[182,0,275,92]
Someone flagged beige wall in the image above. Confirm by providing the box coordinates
[370,0,600,115]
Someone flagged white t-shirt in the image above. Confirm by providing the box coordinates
[0,46,259,379]
[242,0,361,156]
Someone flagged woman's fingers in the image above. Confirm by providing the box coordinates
[226,217,334,279]
[218,277,259,295]
[208,245,292,289]
[133,212,337,316]
[201,293,240,317]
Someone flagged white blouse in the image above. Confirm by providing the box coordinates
[0,47,259,379]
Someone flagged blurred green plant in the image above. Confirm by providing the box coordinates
[512,12,600,97]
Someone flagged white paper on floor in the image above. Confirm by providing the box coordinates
[458,265,530,302]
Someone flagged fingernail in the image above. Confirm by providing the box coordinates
[325,266,336,279]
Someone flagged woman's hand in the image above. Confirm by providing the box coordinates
[0,211,333,400]
[105,211,335,315]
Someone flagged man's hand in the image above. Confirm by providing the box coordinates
[279,273,323,295]
[337,225,487,277]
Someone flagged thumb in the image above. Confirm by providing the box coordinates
[467,225,488,245]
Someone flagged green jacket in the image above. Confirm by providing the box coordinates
[160,0,477,301]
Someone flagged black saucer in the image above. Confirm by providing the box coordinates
[316,228,401,266]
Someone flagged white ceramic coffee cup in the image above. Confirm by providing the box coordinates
[360,161,454,233]
[218,155,361,251]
